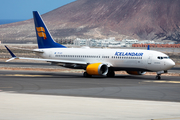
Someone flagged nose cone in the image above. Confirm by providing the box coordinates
[166,59,175,70]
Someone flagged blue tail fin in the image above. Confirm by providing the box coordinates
[33,11,66,49]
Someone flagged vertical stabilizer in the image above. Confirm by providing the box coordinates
[33,11,66,49]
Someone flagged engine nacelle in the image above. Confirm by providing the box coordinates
[86,63,108,76]
[126,71,146,75]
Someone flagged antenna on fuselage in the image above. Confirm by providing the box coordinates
[147,45,150,50]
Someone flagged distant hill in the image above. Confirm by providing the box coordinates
[1,0,180,43]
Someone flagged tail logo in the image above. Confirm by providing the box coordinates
[36,27,47,39]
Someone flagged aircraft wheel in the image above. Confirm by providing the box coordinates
[156,75,161,80]
[83,72,92,78]
[107,70,115,77]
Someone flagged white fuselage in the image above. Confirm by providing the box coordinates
[35,48,175,72]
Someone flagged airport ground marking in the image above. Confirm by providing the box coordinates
[0,74,52,77]
[144,80,180,84]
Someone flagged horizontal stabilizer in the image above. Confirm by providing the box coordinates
[5,57,18,62]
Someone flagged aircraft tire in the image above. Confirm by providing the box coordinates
[83,72,92,78]
[107,70,115,77]
[156,75,161,80]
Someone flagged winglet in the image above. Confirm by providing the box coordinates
[5,45,18,62]
[5,46,16,57]
[147,45,150,50]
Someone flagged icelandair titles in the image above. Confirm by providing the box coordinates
[115,52,143,56]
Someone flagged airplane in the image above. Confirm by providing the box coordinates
[5,11,175,80]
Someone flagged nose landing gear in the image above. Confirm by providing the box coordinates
[155,70,167,80]
[156,74,161,80]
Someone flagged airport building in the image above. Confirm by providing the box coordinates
[74,38,140,47]
[73,38,177,48]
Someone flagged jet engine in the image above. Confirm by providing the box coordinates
[126,71,146,75]
[86,63,108,76]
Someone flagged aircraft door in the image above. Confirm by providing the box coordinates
[146,55,152,69]
[147,55,152,65]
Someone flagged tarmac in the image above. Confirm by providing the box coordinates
[0,92,180,120]
[0,69,180,120]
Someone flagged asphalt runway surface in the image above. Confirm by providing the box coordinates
[0,70,180,102]
[1,62,180,120]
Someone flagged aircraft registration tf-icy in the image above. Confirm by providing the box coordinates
[5,11,175,80]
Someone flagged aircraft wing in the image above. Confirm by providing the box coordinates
[16,57,87,65]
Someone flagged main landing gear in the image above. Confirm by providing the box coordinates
[83,72,92,78]
[107,70,115,77]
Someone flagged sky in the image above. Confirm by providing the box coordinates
[0,0,76,20]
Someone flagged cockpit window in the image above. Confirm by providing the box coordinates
[157,56,169,59]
